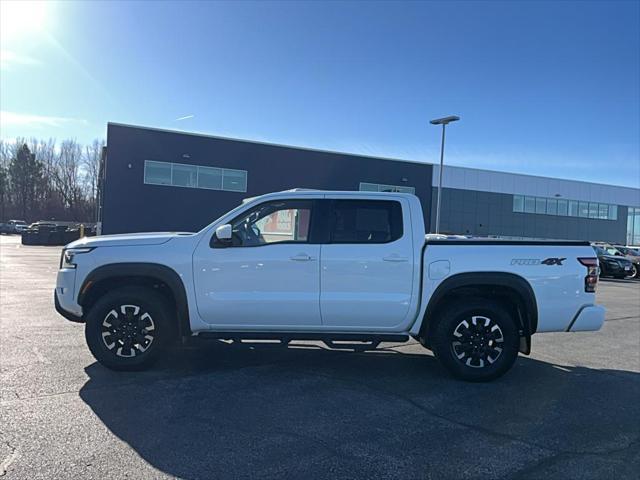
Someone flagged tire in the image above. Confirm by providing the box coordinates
[430,299,519,382]
[630,264,638,279]
[85,286,173,371]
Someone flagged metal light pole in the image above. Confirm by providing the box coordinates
[430,115,460,234]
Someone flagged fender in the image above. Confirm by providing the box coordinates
[78,263,192,336]
[421,272,538,336]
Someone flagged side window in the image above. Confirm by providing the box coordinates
[229,200,313,247]
[330,200,403,244]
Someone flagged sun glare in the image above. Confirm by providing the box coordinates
[0,0,49,43]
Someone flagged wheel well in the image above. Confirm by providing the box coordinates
[419,284,533,347]
[80,276,180,335]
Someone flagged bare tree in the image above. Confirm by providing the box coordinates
[50,139,84,219]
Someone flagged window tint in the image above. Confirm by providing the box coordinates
[330,200,402,244]
[228,200,312,247]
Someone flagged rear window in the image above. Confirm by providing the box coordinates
[330,200,403,244]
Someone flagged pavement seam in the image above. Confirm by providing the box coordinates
[0,441,18,477]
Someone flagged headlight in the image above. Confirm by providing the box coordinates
[60,247,94,269]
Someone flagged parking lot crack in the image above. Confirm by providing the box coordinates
[0,441,18,477]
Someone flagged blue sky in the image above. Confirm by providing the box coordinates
[1,0,639,187]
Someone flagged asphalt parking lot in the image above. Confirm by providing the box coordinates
[1,235,639,480]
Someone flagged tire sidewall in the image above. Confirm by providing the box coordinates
[431,300,519,382]
[85,287,171,370]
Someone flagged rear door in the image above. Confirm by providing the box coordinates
[320,198,414,328]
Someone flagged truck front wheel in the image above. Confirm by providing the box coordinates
[85,286,172,371]
[430,300,519,382]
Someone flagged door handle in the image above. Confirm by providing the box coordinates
[383,254,408,262]
[290,254,315,261]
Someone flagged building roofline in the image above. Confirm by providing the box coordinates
[107,122,640,192]
[106,121,428,166]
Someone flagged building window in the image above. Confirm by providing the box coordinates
[557,199,568,216]
[222,168,248,192]
[513,195,524,212]
[143,160,247,192]
[523,196,535,213]
[598,203,608,220]
[578,202,589,218]
[359,182,415,194]
[144,161,172,185]
[569,200,579,217]
[197,166,223,190]
[172,164,197,188]
[512,194,619,221]
[628,207,640,245]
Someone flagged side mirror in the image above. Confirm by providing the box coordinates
[215,224,233,242]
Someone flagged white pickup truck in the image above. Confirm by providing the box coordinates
[55,190,605,381]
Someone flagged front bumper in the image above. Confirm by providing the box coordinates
[54,289,83,322]
[567,305,605,332]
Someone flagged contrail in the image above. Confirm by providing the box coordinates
[175,114,194,121]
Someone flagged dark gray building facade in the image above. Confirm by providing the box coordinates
[101,123,639,244]
[102,123,432,234]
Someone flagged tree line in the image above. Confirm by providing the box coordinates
[0,138,105,224]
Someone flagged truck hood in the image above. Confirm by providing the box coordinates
[66,232,194,248]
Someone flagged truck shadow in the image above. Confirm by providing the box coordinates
[79,341,640,480]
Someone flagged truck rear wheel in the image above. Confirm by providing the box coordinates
[430,300,519,382]
[85,286,172,371]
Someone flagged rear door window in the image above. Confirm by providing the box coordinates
[329,200,403,244]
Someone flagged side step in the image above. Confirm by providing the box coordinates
[196,331,410,352]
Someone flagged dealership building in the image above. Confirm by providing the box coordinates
[99,123,640,245]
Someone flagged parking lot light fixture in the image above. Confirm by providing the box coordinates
[430,115,460,234]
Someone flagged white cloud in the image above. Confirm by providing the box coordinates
[175,114,195,121]
[0,111,87,128]
[0,50,41,70]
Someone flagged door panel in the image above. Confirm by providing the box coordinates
[193,199,321,327]
[194,244,321,326]
[320,199,414,328]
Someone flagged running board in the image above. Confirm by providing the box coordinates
[196,331,410,351]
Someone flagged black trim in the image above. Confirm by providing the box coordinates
[197,331,409,343]
[78,263,192,336]
[426,240,590,246]
[54,289,83,323]
[421,272,538,336]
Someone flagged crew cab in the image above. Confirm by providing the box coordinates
[55,190,605,381]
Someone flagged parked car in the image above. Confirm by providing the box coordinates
[55,190,605,381]
[592,245,634,279]
[613,245,640,278]
[6,219,28,234]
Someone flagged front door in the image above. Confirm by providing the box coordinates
[193,199,321,327]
